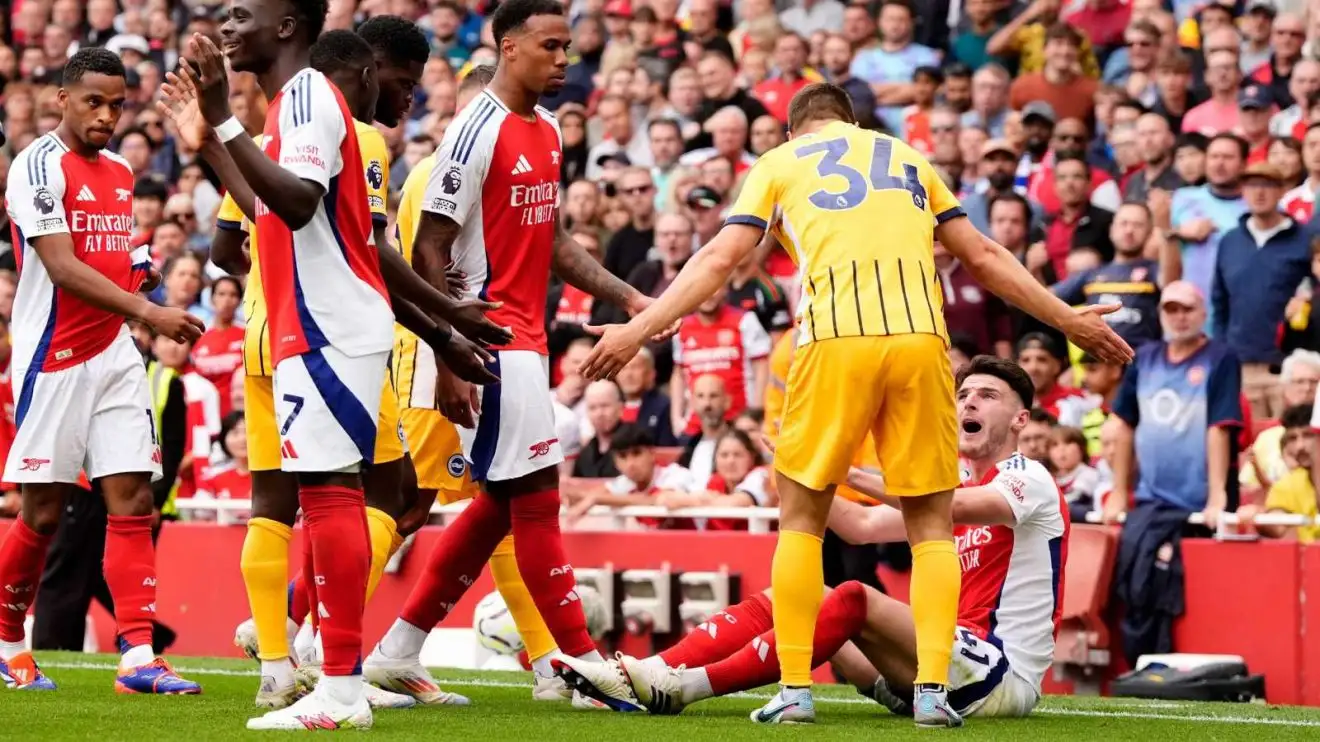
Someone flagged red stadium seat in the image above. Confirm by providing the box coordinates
[654,447,684,467]
[1055,524,1118,671]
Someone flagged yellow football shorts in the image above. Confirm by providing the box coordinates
[244,374,406,472]
[774,334,960,496]
[401,407,479,503]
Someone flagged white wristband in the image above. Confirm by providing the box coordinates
[214,116,245,143]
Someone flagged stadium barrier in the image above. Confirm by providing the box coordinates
[13,504,1320,704]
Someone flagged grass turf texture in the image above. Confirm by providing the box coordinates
[5,651,1320,740]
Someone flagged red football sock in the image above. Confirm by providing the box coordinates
[0,518,51,643]
[660,592,773,668]
[288,571,309,624]
[510,489,595,657]
[300,530,319,633]
[399,493,509,630]
[104,515,158,650]
[706,581,868,695]
[299,486,370,677]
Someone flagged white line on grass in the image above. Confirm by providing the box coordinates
[38,661,1320,728]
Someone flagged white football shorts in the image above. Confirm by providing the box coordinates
[948,627,1040,718]
[6,327,161,484]
[459,350,563,483]
[272,347,388,473]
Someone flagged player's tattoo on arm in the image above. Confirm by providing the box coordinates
[552,224,643,311]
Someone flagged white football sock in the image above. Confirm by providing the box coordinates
[574,649,604,663]
[0,639,25,661]
[321,674,363,705]
[532,651,562,678]
[377,619,427,660]
[262,658,295,687]
[678,667,714,705]
[120,643,155,670]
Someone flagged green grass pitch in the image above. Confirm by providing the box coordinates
[5,651,1320,740]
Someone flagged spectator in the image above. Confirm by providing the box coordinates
[1151,50,1195,133]
[1183,49,1243,136]
[1043,153,1116,278]
[754,33,811,124]
[1009,24,1099,123]
[750,114,786,155]
[131,174,168,248]
[1104,20,1162,107]
[672,283,770,435]
[677,373,733,483]
[819,33,877,128]
[685,185,727,245]
[780,0,846,37]
[692,51,770,147]
[934,238,1013,357]
[1125,113,1184,204]
[849,0,941,134]
[1079,351,1126,457]
[1250,11,1308,110]
[197,412,253,524]
[684,0,737,63]
[901,66,942,156]
[191,276,244,419]
[1051,425,1101,522]
[1282,124,1320,221]
[574,380,627,479]
[1018,332,1097,426]
[1169,133,1248,323]
[660,429,775,528]
[1270,137,1304,189]
[568,424,695,527]
[1243,350,1320,491]
[1173,132,1209,185]
[989,192,1054,288]
[152,332,221,508]
[963,140,1028,234]
[950,0,1002,71]
[1054,203,1166,349]
[1268,59,1320,138]
[563,179,602,232]
[961,64,1010,137]
[648,118,685,207]
[1241,404,1320,543]
[941,62,974,114]
[1106,280,1243,529]
[616,348,678,446]
[602,167,658,282]
[1019,407,1058,466]
[987,0,1100,78]
[1239,85,1274,164]
[542,13,604,109]
[557,105,589,184]
[727,242,792,340]
[1213,162,1312,418]
[1239,0,1276,75]
[586,94,653,180]
[156,254,213,327]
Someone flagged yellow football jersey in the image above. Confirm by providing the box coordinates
[392,153,436,408]
[728,121,962,347]
[217,123,389,377]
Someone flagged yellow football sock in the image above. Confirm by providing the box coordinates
[771,529,824,687]
[240,517,293,661]
[365,508,399,602]
[910,540,961,686]
[489,534,557,662]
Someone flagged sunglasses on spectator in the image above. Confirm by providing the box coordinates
[931,124,957,134]
[619,184,654,195]
[1275,29,1306,38]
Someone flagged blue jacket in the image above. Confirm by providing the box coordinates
[1212,215,1313,365]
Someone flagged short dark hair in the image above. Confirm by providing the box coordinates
[492,0,565,46]
[913,65,944,84]
[988,191,1031,222]
[716,428,765,465]
[218,410,245,458]
[408,133,435,147]
[460,63,497,91]
[947,331,982,360]
[956,354,1037,410]
[1054,150,1090,174]
[133,174,168,201]
[212,274,244,300]
[118,126,151,146]
[358,14,431,68]
[63,47,125,86]
[648,117,682,137]
[291,0,329,44]
[1028,407,1058,426]
[611,423,655,453]
[634,5,658,23]
[1208,132,1249,160]
[310,30,375,76]
[1282,404,1313,430]
[879,0,913,17]
[1175,131,1209,152]
[1114,98,1147,116]
[943,61,972,80]
[1045,22,1082,46]
[787,82,855,131]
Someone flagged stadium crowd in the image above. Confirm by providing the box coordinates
[0,0,1318,556]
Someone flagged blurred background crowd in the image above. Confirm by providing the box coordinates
[0,0,1318,563]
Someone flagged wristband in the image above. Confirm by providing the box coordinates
[214,116,245,143]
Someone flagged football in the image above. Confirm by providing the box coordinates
[473,591,524,656]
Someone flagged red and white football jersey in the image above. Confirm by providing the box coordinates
[956,452,1070,694]
[1282,180,1317,223]
[672,305,771,434]
[192,326,243,418]
[256,68,393,365]
[177,370,221,501]
[6,133,148,377]
[423,90,563,354]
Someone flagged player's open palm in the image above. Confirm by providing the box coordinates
[186,33,232,127]
[145,305,205,344]
[447,297,514,348]
[580,323,645,380]
[438,335,499,388]
[157,67,211,150]
[1065,304,1134,365]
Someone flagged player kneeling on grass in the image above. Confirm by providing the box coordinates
[556,355,1070,723]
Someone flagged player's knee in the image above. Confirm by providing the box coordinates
[103,482,154,517]
[835,580,868,612]
[21,494,64,535]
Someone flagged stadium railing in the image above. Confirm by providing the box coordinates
[171,499,1318,535]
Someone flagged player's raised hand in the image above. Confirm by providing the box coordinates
[1063,304,1134,364]
[445,297,514,347]
[144,305,205,344]
[580,322,647,380]
[438,334,500,387]
[186,33,232,127]
[156,66,210,150]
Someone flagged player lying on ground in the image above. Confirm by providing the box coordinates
[556,355,1070,724]
[0,47,204,695]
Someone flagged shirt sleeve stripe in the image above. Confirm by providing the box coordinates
[459,103,499,164]
[725,214,769,230]
[216,218,244,231]
[303,74,312,124]
[935,206,967,224]
[451,99,492,161]
[372,214,387,226]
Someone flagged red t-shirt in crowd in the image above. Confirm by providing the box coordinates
[754,76,810,124]
[191,325,244,418]
[673,306,772,435]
